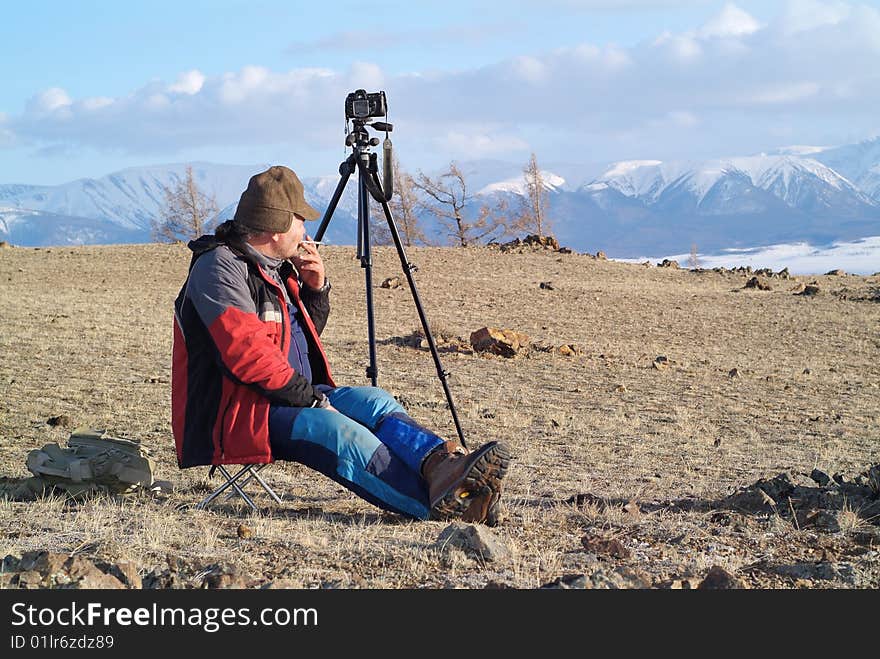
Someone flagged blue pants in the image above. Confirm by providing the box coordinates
[268,386,445,519]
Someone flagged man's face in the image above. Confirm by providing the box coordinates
[273,214,307,259]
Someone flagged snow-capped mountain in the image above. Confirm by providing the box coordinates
[586,155,874,214]
[1,163,269,238]
[1,141,879,258]
[813,137,880,203]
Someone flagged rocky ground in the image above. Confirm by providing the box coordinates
[0,239,878,589]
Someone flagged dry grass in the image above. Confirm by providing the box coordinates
[0,243,878,588]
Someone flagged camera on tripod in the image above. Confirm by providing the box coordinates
[313,90,468,448]
[345,89,387,120]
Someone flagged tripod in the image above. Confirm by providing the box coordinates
[313,117,469,448]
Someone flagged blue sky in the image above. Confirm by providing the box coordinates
[2,0,879,184]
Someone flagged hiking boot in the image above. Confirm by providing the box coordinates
[421,441,511,520]
[462,487,509,526]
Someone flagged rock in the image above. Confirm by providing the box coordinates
[2,553,21,573]
[237,524,253,539]
[825,269,845,276]
[46,414,72,427]
[557,344,582,356]
[380,276,402,289]
[615,384,628,393]
[436,522,512,563]
[658,259,679,269]
[698,566,745,589]
[16,570,44,589]
[581,533,631,559]
[499,234,562,252]
[803,368,812,375]
[589,567,652,589]
[791,282,806,294]
[540,574,590,589]
[663,577,702,589]
[799,284,821,296]
[596,251,607,260]
[804,509,841,533]
[65,556,126,589]
[724,472,795,511]
[778,267,790,279]
[142,567,186,589]
[469,327,530,358]
[728,368,740,378]
[809,469,831,487]
[539,281,555,290]
[744,276,771,291]
[200,564,249,589]
[19,551,68,578]
[541,567,651,590]
[0,241,12,249]
[483,580,514,589]
[865,465,880,496]
[104,561,142,589]
[652,355,671,370]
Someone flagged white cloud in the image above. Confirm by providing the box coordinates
[168,70,206,95]
[778,0,850,35]
[667,111,700,127]
[511,56,547,83]
[347,62,385,91]
[440,128,529,157]
[81,97,114,111]
[750,82,821,105]
[697,3,762,39]
[26,87,72,115]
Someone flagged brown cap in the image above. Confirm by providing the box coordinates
[233,165,321,233]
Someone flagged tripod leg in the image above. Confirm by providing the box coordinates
[358,167,379,386]
[364,166,469,449]
[314,154,357,243]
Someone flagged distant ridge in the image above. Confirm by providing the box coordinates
[2,139,879,257]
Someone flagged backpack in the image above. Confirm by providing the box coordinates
[24,427,154,497]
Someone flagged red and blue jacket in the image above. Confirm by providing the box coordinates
[172,235,335,468]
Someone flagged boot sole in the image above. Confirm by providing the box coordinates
[430,441,511,521]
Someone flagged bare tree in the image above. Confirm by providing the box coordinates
[366,155,429,248]
[151,166,219,242]
[414,162,505,247]
[389,156,430,247]
[512,152,552,238]
[368,197,393,247]
[688,243,700,270]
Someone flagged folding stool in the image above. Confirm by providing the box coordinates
[196,464,282,511]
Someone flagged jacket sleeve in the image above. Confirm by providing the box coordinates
[187,250,325,407]
[299,282,330,336]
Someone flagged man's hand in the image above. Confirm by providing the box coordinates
[293,235,326,292]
